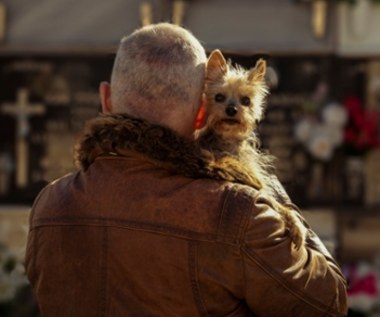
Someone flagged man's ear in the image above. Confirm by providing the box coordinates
[194,93,207,130]
[206,49,228,81]
[248,58,266,82]
[99,81,112,113]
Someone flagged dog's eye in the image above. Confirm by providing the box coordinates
[241,96,251,106]
[215,93,226,103]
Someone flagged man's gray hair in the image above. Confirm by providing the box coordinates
[110,23,207,127]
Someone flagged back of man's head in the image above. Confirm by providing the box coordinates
[110,23,207,136]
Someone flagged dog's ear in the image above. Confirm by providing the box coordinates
[248,58,266,82]
[206,49,227,81]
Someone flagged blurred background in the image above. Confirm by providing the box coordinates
[0,0,380,316]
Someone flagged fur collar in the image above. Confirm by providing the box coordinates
[74,113,259,188]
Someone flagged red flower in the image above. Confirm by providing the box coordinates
[343,96,380,152]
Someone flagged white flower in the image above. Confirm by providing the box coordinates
[322,103,348,128]
[294,119,315,144]
[322,124,344,147]
[307,126,335,161]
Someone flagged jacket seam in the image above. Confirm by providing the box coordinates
[99,227,108,317]
[31,229,39,285]
[241,247,344,317]
[236,187,255,245]
[216,186,231,241]
[188,241,210,317]
[217,186,254,245]
[30,217,221,243]
[240,190,256,301]
[241,245,249,307]
[28,183,51,230]
[217,189,233,242]
[325,294,339,317]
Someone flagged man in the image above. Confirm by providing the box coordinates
[25,23,347,316]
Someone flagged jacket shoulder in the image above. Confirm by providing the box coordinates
[29,172,78,224]
[216,184,259,245]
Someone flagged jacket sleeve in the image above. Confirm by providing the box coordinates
[241,195,348,317]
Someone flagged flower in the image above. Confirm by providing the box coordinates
[322,102,348,128]
[294,118,315,144]
[308,132,334,161]
[294,102,348,161]
[344,261,379,313]
[343,96,380,155]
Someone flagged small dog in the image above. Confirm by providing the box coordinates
[195,49,306,249]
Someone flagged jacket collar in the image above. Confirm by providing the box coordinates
[74,113,260,189]
[74,113,194,170]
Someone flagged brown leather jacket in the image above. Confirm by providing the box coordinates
[25,114,348,317]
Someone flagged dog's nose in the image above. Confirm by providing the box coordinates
[226,105,238,117]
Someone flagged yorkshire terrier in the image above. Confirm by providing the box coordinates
[195,49,306,249]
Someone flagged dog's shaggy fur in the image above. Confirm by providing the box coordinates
[195,50,305,249]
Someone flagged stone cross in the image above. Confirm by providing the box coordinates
[1,88,46,188]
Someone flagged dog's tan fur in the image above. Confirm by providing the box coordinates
[196,50,305,249]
